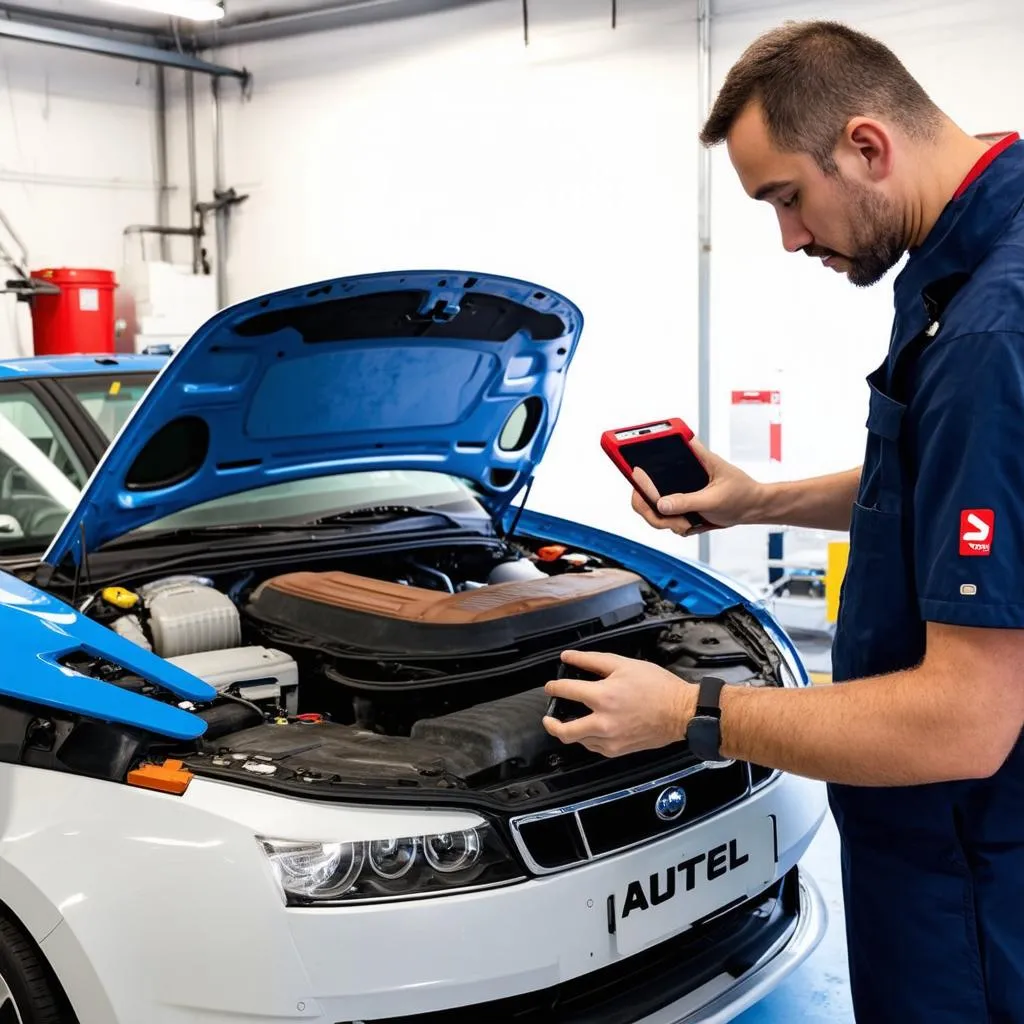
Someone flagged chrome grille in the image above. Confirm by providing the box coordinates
[509,760,763,875]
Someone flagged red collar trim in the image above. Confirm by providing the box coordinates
[953,132,1020,199]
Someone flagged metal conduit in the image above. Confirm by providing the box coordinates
[697,0,713,565]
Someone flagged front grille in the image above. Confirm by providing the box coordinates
[510,760,753,873]
[344,868,800,1024]
[750,762,778,788]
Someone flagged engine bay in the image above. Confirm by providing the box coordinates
[17,536,787,806]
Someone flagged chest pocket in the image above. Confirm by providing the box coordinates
[857,362,908,516]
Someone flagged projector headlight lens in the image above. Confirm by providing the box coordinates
[260,823,521,904]
[368,836,418,880]
[423,830,482,873]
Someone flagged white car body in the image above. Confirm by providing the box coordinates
[0,271,828,1023]
[1,762,825,1023]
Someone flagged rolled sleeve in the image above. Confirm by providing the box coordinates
[912,331,1024,627]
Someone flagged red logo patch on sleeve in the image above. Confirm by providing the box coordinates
[960,509,995,556]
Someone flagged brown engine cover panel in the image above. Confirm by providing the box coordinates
[254,568,644,625]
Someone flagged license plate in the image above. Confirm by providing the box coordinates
[609,814,776,957]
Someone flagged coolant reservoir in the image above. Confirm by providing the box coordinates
[488,559,547,584]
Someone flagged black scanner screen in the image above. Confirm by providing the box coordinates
[620,434,708,497]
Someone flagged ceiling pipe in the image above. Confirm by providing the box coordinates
[193,0,491,46]
[0,2,163,38]
[155,66,171,261]
[211,75,228,309]
[0,16,248,78]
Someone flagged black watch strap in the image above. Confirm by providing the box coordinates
[695,675,727,718]
[686,675,729,762]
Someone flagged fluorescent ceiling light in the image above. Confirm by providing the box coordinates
[96,0,225,21]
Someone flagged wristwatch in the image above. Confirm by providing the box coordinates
[685,675,729,762]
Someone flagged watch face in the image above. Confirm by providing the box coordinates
[688,716,733,765]
[687,716,720,761]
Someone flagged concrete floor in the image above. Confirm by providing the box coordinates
[733,634,855,1024]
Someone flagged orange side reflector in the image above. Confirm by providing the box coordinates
[127,759,193,795]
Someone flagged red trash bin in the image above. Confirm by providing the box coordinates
[29,267,117,356]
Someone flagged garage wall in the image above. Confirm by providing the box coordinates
[180,0,706,560]
[186,0,1023,583]
[0,41,162,360]
[706,0,1024,583]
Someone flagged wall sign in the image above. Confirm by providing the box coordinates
[729,390,781,463]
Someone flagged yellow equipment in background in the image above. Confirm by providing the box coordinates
[825,541,850,623]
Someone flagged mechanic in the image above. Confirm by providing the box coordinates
[542,21,1024,1024]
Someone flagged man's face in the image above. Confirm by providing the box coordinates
[726,101,906,287]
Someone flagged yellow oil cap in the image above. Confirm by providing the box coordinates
[101,586,139,610]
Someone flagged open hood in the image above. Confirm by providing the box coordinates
[43,271,584,569]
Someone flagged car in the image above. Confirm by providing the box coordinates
[0,270,827,1024]
[0,354,163,573]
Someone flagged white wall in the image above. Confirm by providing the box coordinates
[192,0,1024,584]
[0,40,162,359]
[706,0,1024,584]
[194,0,706,561]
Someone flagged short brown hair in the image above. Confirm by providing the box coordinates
[700,21,944,172]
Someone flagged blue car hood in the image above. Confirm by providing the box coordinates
[43,271,583,569]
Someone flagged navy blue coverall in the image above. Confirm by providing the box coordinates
[829,132,1024,1023]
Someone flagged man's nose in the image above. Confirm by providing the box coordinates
[778,212,813,253]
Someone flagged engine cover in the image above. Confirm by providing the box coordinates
[198,687,563,786]
[204,720,480,785]
[246,567,646,655]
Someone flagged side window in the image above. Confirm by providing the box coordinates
[0,387,87,496]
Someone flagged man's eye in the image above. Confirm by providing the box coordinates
[779,193,799,209]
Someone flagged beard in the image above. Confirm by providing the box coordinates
[804,178,906,287]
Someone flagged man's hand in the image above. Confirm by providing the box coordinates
[630,439,766,538]
[542,650,696,757]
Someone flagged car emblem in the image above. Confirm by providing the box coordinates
[654,786,687,822]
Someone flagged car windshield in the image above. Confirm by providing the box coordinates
[60,373,156,440]
[121,469,490,537]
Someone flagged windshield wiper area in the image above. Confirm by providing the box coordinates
[107,522,355,548]
[312,504,467,531]
[108,506,471,550]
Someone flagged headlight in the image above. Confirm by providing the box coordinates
[750,606,809,687]
[746,607,803,789]
[259,823,523,905]
[262,840,365,900]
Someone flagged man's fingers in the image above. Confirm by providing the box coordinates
[688,436,715,462]
[632,467,661,503]
[657,489,711,518]
[543,678,599,705]
[560,649,627,676]
[542,713,607,746]
[631,487,657,520]
[630,486,694,533]
[631,485,662,523]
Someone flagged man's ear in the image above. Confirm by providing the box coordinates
[841,118,895,182]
